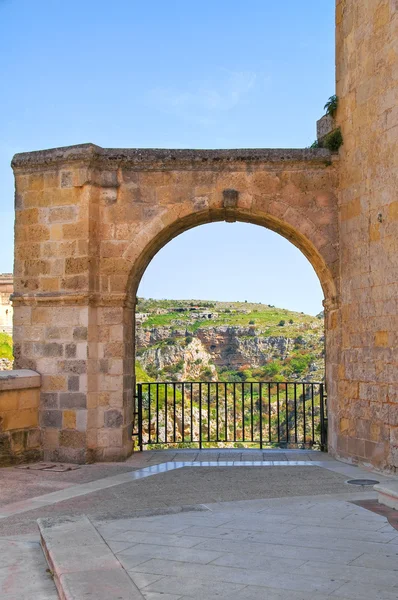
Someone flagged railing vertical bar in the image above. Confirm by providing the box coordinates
[156,383,159,444]
[137,383,143,451]
[199,382,202,449]
[224,382,228,442]
[181,382,185,443]
[148,384,152,444]
[277,382,280,444]
[250,382,254,442]
[294,383,297,444]
[207,382,211,442]
[320,383,326,451]
[268,382,271,443]
[311,383,315,445]
[190,383,193,443]
[233,383,237,442]
[164,383,168,444]
[259,382,263,449]
[302,382,306,446]
[285,383,289,445]
[216,383,219,442]
[173,383,176,443]
[242,382,245,442]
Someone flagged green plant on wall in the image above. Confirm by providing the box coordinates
[324,94,338,117]
[310,95,343,152]
[323,127,343,152]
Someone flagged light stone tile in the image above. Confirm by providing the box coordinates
[118,543,224,567]
[59,569,143,600]
[99,520,189,535]
[210,553,306,571]
[176,525,254,541]
[294,560,398,587]
[148,514,233,528]
[281,515,388,530]
[128,572,164,589]
[106,531,204,549]
[287,524,398,543]
[330,580,398,599]
[141,576,246,599]
[107,540,134,553]
[130,558,345,593]
[216,518,300,534]
[193,538,364,564]
[142,592,182,600]
[246,530,398,555]
[178,586,339,600]
[350,551,398,571]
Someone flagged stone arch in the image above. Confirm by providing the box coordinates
[11,145,341,463]
[125,207,337,306]
[124,201,340,461]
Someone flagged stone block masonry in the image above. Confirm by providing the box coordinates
[335,0,398,471]
[0,369,42,465]
[11,146,339,464]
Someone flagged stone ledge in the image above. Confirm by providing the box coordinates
[0,369,41,391]
[12,143,335,171]
[38,515,144,600]
[374,481,398,510]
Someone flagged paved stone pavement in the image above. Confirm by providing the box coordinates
[97,494,398,599]
[0,534,58,599]
[0,450,397,599]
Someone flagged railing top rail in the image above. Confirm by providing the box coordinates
[136,380,325,385]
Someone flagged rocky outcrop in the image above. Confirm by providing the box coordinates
[138,337,217,381]
[137,325,296,372]
[196,327,293,368]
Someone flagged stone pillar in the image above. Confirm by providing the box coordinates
[12,148,133,462]
[335,0,398,470]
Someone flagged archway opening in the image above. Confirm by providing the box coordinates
[133,221,329,452]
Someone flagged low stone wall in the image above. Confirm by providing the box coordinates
[0,370,42,465]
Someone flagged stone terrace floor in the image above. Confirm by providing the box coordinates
[1,449,398,599]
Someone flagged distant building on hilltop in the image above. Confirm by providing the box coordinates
[0,274,13,334]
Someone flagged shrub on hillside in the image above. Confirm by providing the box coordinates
[278,320,285,327]
[0,333,13,361]
[262,361,280,378]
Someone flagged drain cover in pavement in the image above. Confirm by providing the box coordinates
[15,462,80,472]
[347,479,379,486]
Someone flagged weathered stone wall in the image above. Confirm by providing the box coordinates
[11,146,339,463]
[0,369,41,465]
[335,0,398,470]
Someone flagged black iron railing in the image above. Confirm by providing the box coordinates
[133,381,327,451]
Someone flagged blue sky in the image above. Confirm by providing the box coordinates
[0,0,334,314]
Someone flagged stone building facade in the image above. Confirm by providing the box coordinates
[8,0,398,470]
[0,274,13,334]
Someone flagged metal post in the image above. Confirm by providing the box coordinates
[320,383,327,451]
[137,383,143,451]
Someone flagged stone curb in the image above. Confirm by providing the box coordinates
[0,369,41,390]
[374,481,398,510]
[38,515,144,600]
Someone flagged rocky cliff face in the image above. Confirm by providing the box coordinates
[138,336,217,381]
[137,325,294,368]
[196,327,292,368]
[135,299,324,382]
[136,325,321,380]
